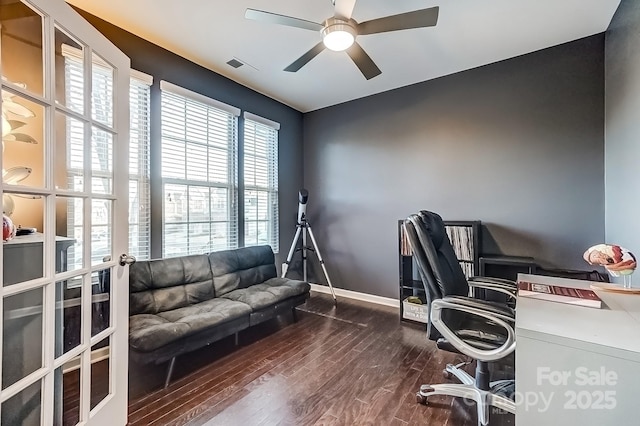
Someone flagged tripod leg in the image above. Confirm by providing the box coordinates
[306,226,337,304]
[282,226,302,278]
[302,225,308,282]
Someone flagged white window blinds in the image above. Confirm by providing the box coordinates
[160,81,239,257]
[243,112,279,252]
[128,73,152,260]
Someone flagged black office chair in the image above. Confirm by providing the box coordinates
[404,212,516,425]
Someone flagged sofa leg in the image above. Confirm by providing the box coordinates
[234,332,239,346]
[164,357,176,389]
[292,307,298,322]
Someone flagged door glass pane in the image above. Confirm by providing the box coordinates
[91,199,111,266]
[3,194,45,286]
[55,111,85,192]
[53,365,80,426]
[55,276,82,358]
[55,27,84,114]
[56,196,83,272]
[2,91,45,189]
[91,127,113,194]
[90,337,110,410]
[91,54,113,127]
[2,287,43,389]
[0,0,43,97]
[91,268,110,337]
[1,379,41,426]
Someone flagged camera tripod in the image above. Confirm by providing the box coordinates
[282,190,337,305]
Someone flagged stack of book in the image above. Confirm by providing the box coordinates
[518,281,602,308]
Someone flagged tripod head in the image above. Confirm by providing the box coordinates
[297,189,309,225]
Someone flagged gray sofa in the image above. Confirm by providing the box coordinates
[128,245,310,386]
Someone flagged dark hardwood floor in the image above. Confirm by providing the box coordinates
[127,292,514,426]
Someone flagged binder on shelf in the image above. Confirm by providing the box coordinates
[400,223,412,256]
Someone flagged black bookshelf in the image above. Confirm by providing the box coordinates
[398,219,481,324]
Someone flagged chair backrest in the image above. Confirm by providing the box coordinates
[404,214,445,341]
[405,212,471,340]
[417,211,469,298]
[404,215,439,304]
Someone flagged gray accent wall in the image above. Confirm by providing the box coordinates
[304,35,605,299]
[605,0,640,280]
[76,10,304,264]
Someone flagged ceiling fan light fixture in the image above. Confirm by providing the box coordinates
[322,18,356,52]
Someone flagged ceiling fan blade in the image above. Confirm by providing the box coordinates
[346,42,381,80]
[245,9,323,32]
[284,42,326,73]
[358,6,439,35]
[333,0,357,20]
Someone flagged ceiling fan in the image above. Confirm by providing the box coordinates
[245,0,439,80]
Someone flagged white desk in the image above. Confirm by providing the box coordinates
[515,274,640,425]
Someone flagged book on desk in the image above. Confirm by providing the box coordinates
[518,281,602,308]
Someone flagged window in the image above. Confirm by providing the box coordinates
[64,48,152,268]
[243,113,279,252]
[160,81,240,257]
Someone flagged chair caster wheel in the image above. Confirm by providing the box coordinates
[416,393,428,405]
[443,369,452,379]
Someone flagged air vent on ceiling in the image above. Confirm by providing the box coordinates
[226,59,244,68]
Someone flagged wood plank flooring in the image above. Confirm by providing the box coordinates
[127,292,514,426]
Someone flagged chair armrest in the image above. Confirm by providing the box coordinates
[468,277,517,300]
[445,296,515,321]
[431,297,516,362]
[469,276,517,288]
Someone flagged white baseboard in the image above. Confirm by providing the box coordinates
[309,283,399,309]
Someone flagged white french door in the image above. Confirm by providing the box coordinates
[0,0,130,425]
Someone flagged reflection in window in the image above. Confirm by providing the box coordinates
[63,49,152,267]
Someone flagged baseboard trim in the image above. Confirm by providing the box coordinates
[309,283,399,308]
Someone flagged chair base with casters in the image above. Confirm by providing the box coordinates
[416,360,515,426]
[415,296,517,425]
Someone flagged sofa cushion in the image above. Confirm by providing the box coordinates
[219,277,310,310]
[129,255,214,315]
[208,245,277,297]
[129,298,252,352]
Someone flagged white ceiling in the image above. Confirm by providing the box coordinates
[66,0,620,113]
